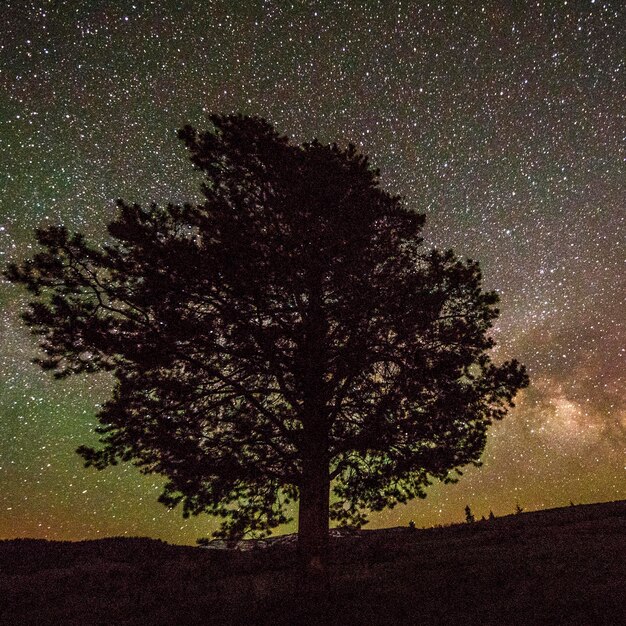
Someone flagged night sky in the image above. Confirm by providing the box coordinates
[1,1,624,545]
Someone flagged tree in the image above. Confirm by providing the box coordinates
[464,505,475,524]
[6,114,528,574]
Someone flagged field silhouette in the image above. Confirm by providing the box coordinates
[1,500,624,625]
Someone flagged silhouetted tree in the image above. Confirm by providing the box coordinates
[5,114,528,576]
[465,505,475,524]
[515,503,524,514]
[489,510,496,520]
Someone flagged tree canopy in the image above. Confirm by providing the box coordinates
[6,114,528,558]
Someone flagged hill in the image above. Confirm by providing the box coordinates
[1,500,624,625]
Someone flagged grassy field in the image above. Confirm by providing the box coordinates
[1,499,624,625]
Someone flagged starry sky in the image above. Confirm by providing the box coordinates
[1,0,624,545]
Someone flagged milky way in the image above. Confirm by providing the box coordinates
[1,0,624,544]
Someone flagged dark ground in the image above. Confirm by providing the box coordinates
[1,499,624,625]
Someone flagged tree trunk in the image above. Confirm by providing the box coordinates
[298,294,330,597]
[298,451,330,588]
